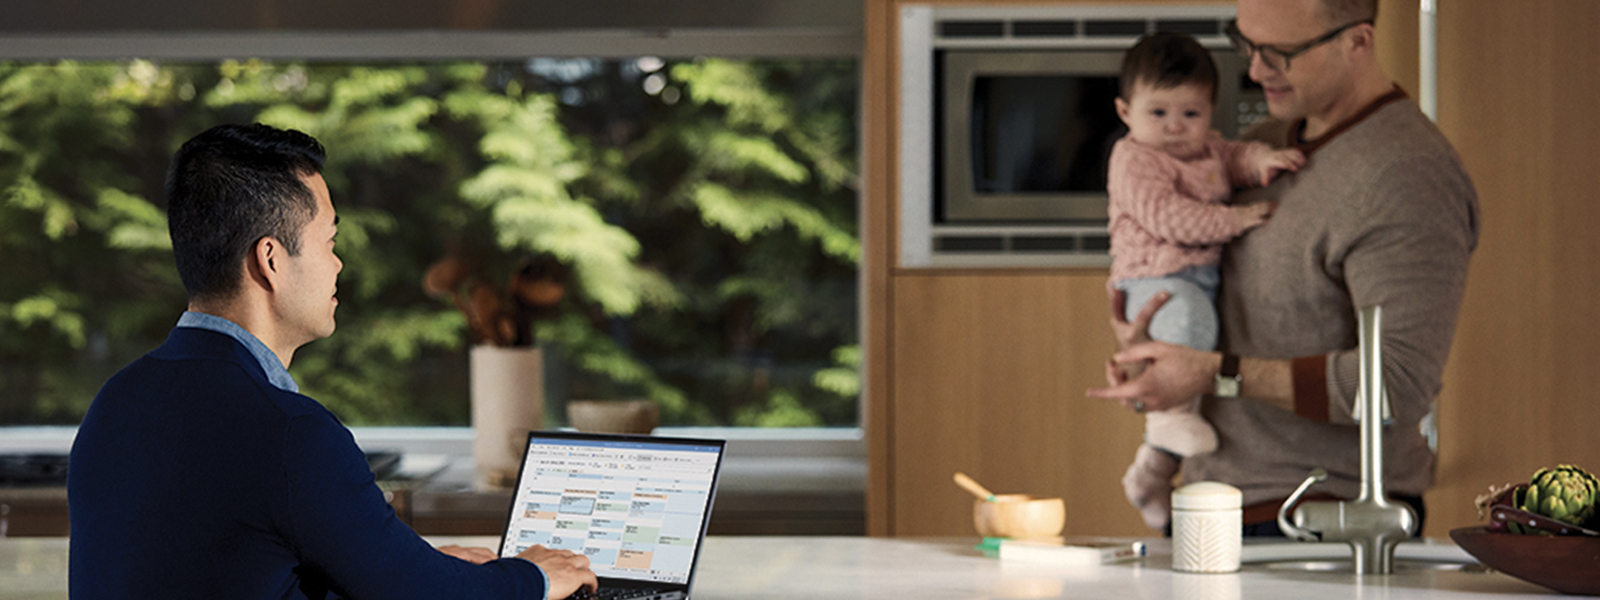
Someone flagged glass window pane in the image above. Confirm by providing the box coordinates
[0,58,860,428]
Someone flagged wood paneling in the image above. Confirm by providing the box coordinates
[862,0,897,537]
[890,272,1143,536]
[1425,0,1600,538]
[1375,0,1419,95]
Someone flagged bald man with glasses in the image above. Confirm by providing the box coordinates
[1089,0,1479,536]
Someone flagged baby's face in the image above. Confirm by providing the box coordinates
[1115,81,1215,160]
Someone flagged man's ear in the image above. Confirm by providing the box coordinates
[249,236,283,292]
[1347,22,1376,55]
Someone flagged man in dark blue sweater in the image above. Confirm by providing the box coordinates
[68,123,597,599]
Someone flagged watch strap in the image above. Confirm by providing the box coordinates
[1220,353,1241,378]
[1214,353,1242,397]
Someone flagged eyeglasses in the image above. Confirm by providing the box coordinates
[1225,18,1373,72]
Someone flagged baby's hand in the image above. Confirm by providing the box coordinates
[1255,148,1306,187]
[1231,201,1276,230]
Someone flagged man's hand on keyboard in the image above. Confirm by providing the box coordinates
[518,545,598,599]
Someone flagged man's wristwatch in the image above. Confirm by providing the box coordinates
[1214,353,1242,397]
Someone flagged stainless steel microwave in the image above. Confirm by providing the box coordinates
[898,4,1257,268]
[938,48,1260,224]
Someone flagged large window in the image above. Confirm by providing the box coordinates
[0,57,859,428]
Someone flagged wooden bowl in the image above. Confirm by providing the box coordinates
[1450,526,1600,595]
[566,399,659,434]
[974,494,1066,540]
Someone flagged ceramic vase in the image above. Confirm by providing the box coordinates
[470,345,543,489]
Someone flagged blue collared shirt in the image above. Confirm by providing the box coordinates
[175,311,299,393]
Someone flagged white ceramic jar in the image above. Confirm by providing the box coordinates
[1171,481,1242,573]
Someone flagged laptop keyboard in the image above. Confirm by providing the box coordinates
[564,588,671,600]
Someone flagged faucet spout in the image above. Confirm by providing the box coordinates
[1354,304,1393,505]
[1282,305,1417,574]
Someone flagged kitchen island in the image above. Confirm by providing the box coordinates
[1,535,1563,598]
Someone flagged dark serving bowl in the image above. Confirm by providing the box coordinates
[1450,483,1600,595]
[1451,527,1600,595]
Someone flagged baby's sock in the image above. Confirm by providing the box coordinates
[1145,397,1218,456]
[1121,444,1179,530]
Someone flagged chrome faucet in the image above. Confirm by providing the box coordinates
[1277,305,1418,574]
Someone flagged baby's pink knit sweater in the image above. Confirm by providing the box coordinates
[1106,133,1268,283]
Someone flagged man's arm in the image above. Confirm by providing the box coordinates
[1087,289,1294,413]
[1238,354,1294,412]
[1317,155,1477,425]
[279,410,557,599]
[438,545,498,565]
[1092,153,1476,424]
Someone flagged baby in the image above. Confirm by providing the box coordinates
[1106,32,1304,530]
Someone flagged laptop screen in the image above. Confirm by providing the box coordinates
[499,432,725,586]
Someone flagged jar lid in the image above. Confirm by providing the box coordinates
[1172,481,1242,510]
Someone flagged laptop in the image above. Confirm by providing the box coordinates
[498,431,726,600]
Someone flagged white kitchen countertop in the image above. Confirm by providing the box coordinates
[1,535,1564,599]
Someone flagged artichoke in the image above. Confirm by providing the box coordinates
[1512,464,1598,534]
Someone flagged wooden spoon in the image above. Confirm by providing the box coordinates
[953,472,997,502]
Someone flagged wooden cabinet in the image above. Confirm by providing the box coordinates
[886,272,1145,536]
[1421,0,1600,538]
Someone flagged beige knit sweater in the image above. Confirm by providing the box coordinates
[1183,90,1480,507]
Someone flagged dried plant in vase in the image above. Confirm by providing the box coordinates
[425,254,570,488]
[423,254,569,346]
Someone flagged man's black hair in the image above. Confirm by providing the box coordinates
[1119,32,1219,103]
[165,123,326,301]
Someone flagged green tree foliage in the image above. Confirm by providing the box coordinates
[0,61,190,422]
[0,57,858,427]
